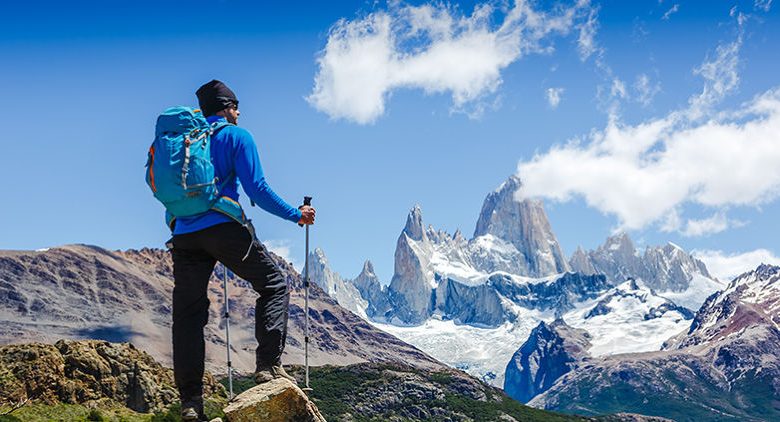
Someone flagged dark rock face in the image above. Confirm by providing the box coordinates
[0,340,224,413]
[528,265,780,421]
[491,272,611,315]
[504,320,591,403]
[433,276,510,327]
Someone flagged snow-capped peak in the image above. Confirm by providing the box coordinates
[599,232,636,254]
[564,278,694,356]
[472,175,569,277]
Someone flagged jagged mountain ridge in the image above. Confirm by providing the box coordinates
[569,233,714,292]
[525,264,780,421]
[0,244,443,376]
[304,175,719,386]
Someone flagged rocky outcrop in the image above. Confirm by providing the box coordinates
[568,234,714,292]
[504,320,591,403]
[528,264,780,421]
[223,378,325,422]
[0,339,224,413]
[473,175,570,277]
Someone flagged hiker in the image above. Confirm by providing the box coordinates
[159,80,315,421]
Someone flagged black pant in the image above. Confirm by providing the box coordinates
[170,222,289,406]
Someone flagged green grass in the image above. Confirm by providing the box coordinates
[0,397,226,422]
[0,403,149,422]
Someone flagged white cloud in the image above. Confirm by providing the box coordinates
[677,212,746,237]
[263,239,301,270]
[755,0,773,12]
[308,0,596,124]
[516,86,780,234]
[689,31,742,118]
[546,87,564,108]
[577,5,600,61]
[662,4,680,20]
[693,249,780,281]
[634,73,660,106]
[515,24,779,237]
[610,78,627,99]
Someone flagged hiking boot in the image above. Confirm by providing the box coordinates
[254,364,297,384]
[180,399,205,422]
[180,406,200,422]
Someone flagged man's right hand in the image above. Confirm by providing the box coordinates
[298,206,316,225]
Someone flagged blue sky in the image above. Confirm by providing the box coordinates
[1,0,778,283]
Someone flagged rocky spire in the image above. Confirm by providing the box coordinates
[569,246,596,274]
[473,175,570,277]
[403,205,426,241]
[352,259,392,319]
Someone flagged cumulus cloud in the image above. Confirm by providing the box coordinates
[546,87,564,108]
[662,4,680,20]
[693,249,780,281]
[514,21,778,236]
[517,87,780,233]
[308,0,596,124]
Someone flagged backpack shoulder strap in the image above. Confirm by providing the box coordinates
[209,121,238,193]
[211,120,233,135]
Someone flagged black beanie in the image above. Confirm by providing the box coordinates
[196,79,239,116]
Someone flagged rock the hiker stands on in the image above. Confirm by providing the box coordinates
[224,378,325,422]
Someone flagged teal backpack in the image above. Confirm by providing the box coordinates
[146,106,246,230]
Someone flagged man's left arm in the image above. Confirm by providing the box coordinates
[233,129,302,224]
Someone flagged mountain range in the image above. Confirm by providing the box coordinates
[306,175,723,388]
[518,264,780,420]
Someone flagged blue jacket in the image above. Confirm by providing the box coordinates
[171,116,302,235]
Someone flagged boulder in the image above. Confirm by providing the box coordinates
[223,378,325,422]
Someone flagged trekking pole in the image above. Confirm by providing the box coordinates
[222,263,234,400]
[299,196,313,392]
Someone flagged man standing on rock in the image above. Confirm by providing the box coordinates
[168,80,315,421]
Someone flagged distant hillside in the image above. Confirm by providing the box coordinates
[0,244,442,375]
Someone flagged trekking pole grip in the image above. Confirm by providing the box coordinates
[298,196,313,227]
